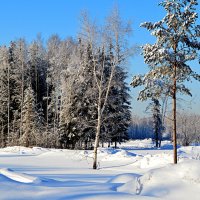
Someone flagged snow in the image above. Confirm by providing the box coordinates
[0,168,40,183]
[0,140,200,199]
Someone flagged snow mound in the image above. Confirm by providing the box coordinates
[120,139,154,149]
[0,168,40,183]
[138,160,200,198]
[177,160,200,183]
[178,146,200,160]
[78,148,136,161]
[0,146,49,155]
[101,149,136,161]
[138,153,173,169]
[116,160,200,198]
[119,139,173,150]
[108,173,140,184]
[37,151,60,157]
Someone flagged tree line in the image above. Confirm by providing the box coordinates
[1,0,199,168]
[129,112,200,146]
[0,8,132,154]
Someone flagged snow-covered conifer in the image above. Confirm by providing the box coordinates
[146,98,164,147]
[20,86,39,147]
[0,46,9,147]
[131,0,200,163]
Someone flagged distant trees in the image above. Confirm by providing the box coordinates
[131,0,200,164]
[177,112,200,146]
[129,111,200,147]
[129,115,154,140]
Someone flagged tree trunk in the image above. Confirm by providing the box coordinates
[172,47,177,164]
[7,64,10,145]
[35,65,38,105]
[155,127,159,148]
[114,141,117,149]
[108,142,110,148]
[20,61,24,140]
[1,122,5,147]
[93,104,101,169]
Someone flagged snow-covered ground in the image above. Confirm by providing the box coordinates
[0,139,200,200]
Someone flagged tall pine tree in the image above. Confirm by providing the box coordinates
[131,0,200,163]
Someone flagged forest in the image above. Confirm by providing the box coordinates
[0,0,200,158]
[0,1,200,199]
[0,10,132,150]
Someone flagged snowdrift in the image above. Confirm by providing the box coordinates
[0,140,200,199]
[116,160,200,199]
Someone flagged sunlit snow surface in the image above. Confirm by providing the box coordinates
[0,139,200,200]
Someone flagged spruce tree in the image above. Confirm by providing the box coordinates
[20,86,39,147]
[146,98,164,147]
[59,41,97,149]
[102,47,131,148]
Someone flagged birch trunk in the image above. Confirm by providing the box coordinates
[93,103,101,169]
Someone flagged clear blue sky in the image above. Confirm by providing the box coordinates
[1,0,200,116]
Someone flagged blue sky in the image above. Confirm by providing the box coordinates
[1,0,200,116]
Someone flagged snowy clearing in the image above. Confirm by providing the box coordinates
[0,140,200,200]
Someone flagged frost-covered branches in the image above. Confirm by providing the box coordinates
[131,0,200,163]
[133,0,200,99]
[177,112,200,146]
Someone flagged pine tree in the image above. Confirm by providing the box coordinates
[131,0,200,164]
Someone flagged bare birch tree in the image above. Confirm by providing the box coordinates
[79,7,133,169]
